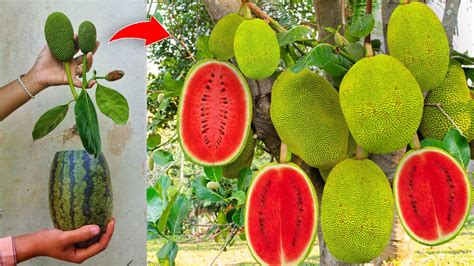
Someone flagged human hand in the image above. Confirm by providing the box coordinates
[14,218,115,264]
[27,36,100,92]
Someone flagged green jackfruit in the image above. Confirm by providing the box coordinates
[78,21,97,54]
[234,19,280,80]
[223,130,255,179]
[321,159,394,263]
[271,69,349,169]
[339,55,424,154]
[209,13,245,61]
[421,63,471,140]
[44,12,76,62]
[468,100,474,140]
[387,2,449,91]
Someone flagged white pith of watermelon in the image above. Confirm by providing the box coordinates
[394,147,471,246]
[178,60,252,166]
[245,163,318,265]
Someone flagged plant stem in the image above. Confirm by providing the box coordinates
[246,2,287,33]
[281,47,295,68]
[64,62,78,100]
[412,134,421,150]
[279,143,289,163]
[356,145,364,160]
[210,226,239,265]
[365,0,374,57]
[82,55,88,90]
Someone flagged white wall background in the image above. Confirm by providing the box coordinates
[0,1,147,265]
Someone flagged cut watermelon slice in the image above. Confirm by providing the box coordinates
[178,60,252,166]
[245,163,318,265]
[394,147,471,246]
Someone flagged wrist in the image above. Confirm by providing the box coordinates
[13,231,43,263]
[23,69,47,95]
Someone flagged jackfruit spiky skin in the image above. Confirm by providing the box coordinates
[78,21,97,54]
[339,55,424,154]
[271,69,349,169]
[223,130,255,179]
[387,2,449,91]
[234,19,280,80]
[420,63,472,140]
[321,159,394,263]
[44,12,76,62]
[209,13,245,61]
[468,100,474,140]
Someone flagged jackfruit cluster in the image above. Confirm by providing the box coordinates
[339,55,424,154]
[78,21,97,54]
[44,12,76,62]
[321,159,394,263]
[234,19,280,80]
[421,63,472,140]
[223,130,256,179]
[387,2,450,91]
[208,13,245,61]
[270,69,349,169]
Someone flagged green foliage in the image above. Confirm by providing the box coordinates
[32,104,69,140]
[75,90,101,157]
[291,44,353,77]
[347,14,375,38]
[277,25,311,46]
[95,83,129,125]
[422,129,471,170]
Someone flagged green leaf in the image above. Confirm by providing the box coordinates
[451,50,474,65]
[228,190,245,206]
[95,83,129,125]
[420,138,449,151]
[277,26,311,46]
[343,43,365,61]
[204,166,223,182]
[153,150,174,167]
[348,14,375,38]
[157,240,178,266]
[291,44,353,77]
[238,167,253,192]
[464,68,474,86]
[147,134,162,150]
[75,90,101,157]
[196,35,214,60]
[147,187,164,223]
[158,191,179,233]
[155,175,171,207]
[167,194,191,235]
[32,104,69,140]
[162,72,183,98]
[232,207,245,227]
[192,176,225,203]
[443,128,470,169]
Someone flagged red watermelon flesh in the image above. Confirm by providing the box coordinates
[246,163,318,265]
[179,60,251,166]
[394,147,471,245]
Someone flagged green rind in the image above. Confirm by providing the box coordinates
[44,12,76,62]
[78,21,97,54]
[393,147,471,246]
[245,162,318,265]
[49,150,113,248]
[177,59,252,166]
[208,13,245,60]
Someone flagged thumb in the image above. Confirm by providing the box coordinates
[63,225,101,244]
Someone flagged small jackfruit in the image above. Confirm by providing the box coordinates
[209,13,245,61]
[321,159,394,263]
[78,21,97,54]
[234,19,280,80]
[387,2,449,91]
[271,69,349,169]
[44,12,76,62]
[421,63,472,140]
[339,55,424,154]
[223,130,255,179]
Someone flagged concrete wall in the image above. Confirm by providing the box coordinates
[0,1,147,265]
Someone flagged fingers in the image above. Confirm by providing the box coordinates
[74,218,115,262]
[63,225,101,244]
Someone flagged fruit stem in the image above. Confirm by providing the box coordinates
[246,2,287,33]
[238,3,253,19]
[364,0,374,57]
[82,55,88,91]
[281,47,295,67]
[64,62,78,100]
[356,145,364,160]
[279,143,289,163]
[401,0,409,4]
[424,102,464,134]
[412,134,421,150]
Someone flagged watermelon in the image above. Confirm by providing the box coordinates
[49,150,113,248]
[394,147,471,246]
[178,60,252,166]
[245,163,318,265]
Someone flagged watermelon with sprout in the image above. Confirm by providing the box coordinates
[394,147,471,246]
[245,163,318,265]
[178,60,252,166]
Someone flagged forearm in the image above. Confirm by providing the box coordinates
[13,231,44,263]
[0,70,46,121]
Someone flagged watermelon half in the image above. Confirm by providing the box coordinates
[245,163,318,265]
[178,60,252,166]
[394,147,471,246]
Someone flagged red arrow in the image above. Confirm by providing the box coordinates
[109,16,170,46]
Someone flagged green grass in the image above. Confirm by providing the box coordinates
[148,220,474,265]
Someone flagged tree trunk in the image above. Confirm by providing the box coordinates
[442,0,462,49]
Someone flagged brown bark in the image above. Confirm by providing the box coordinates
[313,0,343,43]
[442,0,462,49]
